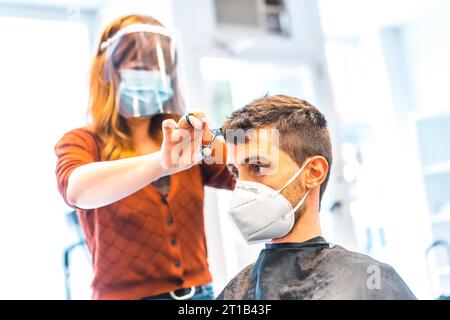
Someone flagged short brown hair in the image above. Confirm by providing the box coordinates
[223,95,332,201]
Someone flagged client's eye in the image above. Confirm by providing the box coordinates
[250,164,268,176]
[252,165,261,174]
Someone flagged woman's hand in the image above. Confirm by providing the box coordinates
[160,112,208,171]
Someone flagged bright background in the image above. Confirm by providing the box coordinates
[0,0,450,299]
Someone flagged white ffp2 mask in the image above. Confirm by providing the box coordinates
[227,162,310,244]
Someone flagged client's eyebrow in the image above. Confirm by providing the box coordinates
[240,155,271,166]
[226,156,272,172]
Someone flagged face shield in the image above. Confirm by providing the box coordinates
[101,24,187,118]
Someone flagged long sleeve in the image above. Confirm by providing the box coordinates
[200,162,235,190]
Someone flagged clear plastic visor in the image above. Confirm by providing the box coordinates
[101,24,186,117]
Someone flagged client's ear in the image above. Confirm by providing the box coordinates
[304,156,329,189]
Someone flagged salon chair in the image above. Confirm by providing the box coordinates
[63,210,88,300]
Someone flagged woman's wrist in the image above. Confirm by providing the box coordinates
[148,150,179,180]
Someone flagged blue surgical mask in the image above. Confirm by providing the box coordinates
[118,69,174,118]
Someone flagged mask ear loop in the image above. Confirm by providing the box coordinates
[286,189,310,218]
[273,160,312,219]
[273,159,311,196]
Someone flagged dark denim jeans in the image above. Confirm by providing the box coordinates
[143,284,215,300]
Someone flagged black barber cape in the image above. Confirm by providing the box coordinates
[217,237,416,300]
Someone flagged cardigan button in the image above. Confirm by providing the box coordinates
[175,279,184,286]
[167,217,174,226]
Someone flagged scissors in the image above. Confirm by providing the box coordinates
[184,113,223,159]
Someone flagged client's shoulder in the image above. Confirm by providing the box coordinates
[325,244,390,268]
[322,244,416,299]
[216,264,255,300]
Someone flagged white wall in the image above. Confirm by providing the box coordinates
[318,0,450,298]
[97,0,174,29]
[0,16,90,299]
[403,1,450,112]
